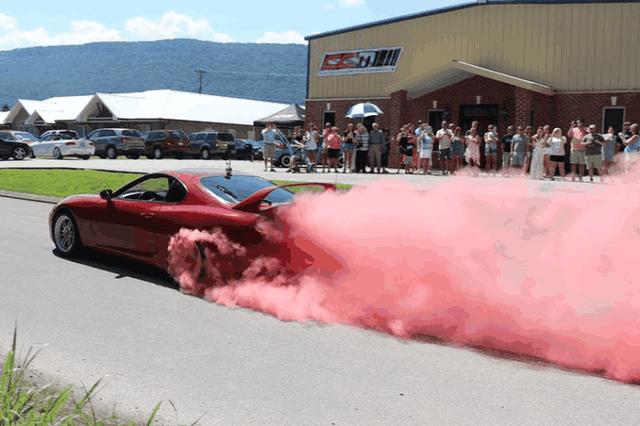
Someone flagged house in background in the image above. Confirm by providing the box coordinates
[3,89,290,138]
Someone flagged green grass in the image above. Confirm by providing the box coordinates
[0,169,351,198]
[0,169,142,198]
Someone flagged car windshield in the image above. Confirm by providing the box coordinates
[13,132,37,141]
[200,175,294,204]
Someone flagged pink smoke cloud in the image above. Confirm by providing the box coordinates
[168,173,640,383]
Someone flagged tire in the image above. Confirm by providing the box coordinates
[153,146,163,160]
[338,155,345,169]
[106,146,117,159]
[79,155,90,160]
[145,154,154,159]
[201,148,211,160]
[53,147,63,160]
[126,154,140,159]
[52,212,81,256]
[98,152,107,159]
[280,155,291,168]
[12,146,27,161]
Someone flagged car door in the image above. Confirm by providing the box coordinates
[0,133,11,157]
[92,175,174,257]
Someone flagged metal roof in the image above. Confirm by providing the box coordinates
[305,0,639,40]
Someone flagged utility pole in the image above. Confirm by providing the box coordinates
[195,69,208,94]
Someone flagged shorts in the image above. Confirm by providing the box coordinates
[328,148,340,159]
[570,150,586,165]
[550,154,565,163]
[511,151,525,167]
[603,149,615,162]
[343,143,355,151]
[585,154,603,169]
[419,150,432,159]
[403,155,413,166]
[263,143,275,158]
[439,148,451,160]
[485,146,498,155]
[502,152,511,166]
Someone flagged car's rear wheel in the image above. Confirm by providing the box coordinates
[201,147,211,160]
[53,212,80,256]
[280,155,291,168]
[12,147,27,161]
[106,146,117,159]
[53,147,63,160]
[153,146,163,159]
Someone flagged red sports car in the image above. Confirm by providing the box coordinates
[49,169,334,286]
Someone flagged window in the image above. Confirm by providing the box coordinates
[169,130,188,140]
[217,132,234,142]
[322,111,336,127]
[204,133,217,142]
[146,131,163,140]
[115,175,185,202]
[102,130,116,137]
[200,175,294,204]
[122,130,141,138]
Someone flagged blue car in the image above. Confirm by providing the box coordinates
[234,139,264,161]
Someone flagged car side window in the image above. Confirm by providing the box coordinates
[103,130,116,137]
[204,133,216,142]
[117,176,171,202]
[89,130,103,139]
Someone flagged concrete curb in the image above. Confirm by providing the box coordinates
[0,190,61,205]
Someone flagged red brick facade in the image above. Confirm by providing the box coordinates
[305,75,640,168]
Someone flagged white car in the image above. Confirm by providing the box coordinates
[32,130,94,160]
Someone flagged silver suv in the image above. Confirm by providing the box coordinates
[87,128,145,159]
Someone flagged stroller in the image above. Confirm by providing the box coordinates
[289,143,314,173]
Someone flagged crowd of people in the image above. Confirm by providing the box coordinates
[260,119,640,182]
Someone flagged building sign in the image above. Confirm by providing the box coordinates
[318,47,403,76]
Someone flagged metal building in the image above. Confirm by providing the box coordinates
[305,0,640,156]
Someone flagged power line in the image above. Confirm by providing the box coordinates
[195,69,208,94]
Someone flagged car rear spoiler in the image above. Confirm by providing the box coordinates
[232,182,336,213]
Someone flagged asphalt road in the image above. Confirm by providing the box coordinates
[0,197,638,425]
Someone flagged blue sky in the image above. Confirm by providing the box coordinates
[0,0,465,49]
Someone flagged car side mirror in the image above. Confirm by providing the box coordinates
[99,189,113,200]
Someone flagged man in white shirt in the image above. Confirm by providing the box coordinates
[436,121,453,175]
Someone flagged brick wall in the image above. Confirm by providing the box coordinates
[554,92,640,131]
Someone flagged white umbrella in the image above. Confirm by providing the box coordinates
[345,102,384,119]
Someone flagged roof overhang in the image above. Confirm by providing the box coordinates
[387,59,555,98]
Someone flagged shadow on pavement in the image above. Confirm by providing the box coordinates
[52,248,177,291]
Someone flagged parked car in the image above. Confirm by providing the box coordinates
[86,128,145,159]
[143,130,191,159]
[31,131,94,160]
[49,170,335,289]
[0,131,33,160]
[234,139,264,161]
[187,131,235,160]
[40,129,80,141]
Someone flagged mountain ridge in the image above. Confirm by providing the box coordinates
[0,39,308,106]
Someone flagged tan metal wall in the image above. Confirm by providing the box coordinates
[308,2,640,99]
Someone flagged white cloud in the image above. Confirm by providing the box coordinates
[125,11,233,43]
[0,13,17,31]
[256,30,305,44]
[338,0,366,7]
[0,20,121,50]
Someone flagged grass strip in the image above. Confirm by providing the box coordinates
[0,169,352,198]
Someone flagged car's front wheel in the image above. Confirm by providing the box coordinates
[53,212,80,256]
[280,155,291,168]
[12,146,27,161]
[201,147,211,160]
[53,147,63,160]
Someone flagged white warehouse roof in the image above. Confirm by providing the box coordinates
[6,90,291,127]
